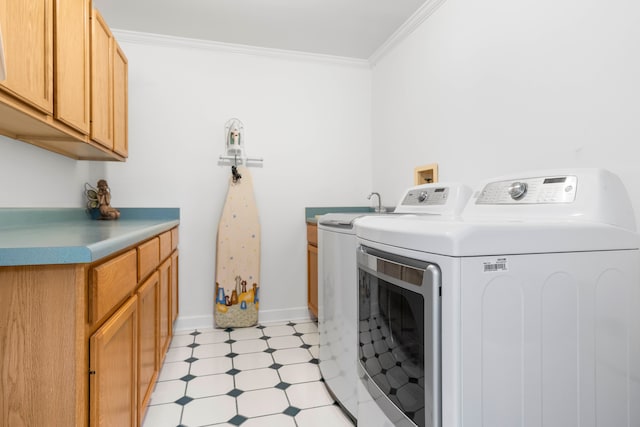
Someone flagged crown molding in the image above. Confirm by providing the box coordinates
[112,29,370,69]
[368,0,448,66]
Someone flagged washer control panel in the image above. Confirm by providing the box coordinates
[476,175,577,204]
[401,186,449,206]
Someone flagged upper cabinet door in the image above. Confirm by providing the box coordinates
[55,0,90,134]
[0,0,53,114]
[90,9,113,150]
[113,41,128,157]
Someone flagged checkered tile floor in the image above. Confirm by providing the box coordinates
[142,321,355,427]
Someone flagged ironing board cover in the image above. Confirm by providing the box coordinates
[215,166,261,328]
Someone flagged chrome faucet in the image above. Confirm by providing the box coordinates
[368,192,385,213]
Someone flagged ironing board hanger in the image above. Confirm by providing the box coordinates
[218,118,264,167]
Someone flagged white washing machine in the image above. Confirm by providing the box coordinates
[318,212,366,420]
[318,184,472,421]
[355,168,640,427]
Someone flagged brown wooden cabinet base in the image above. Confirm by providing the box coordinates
[0,226,179,427]
[306,222,318,318]
[0,264,87,427]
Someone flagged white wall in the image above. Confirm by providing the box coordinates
[0,136,91,207]
[7,0,639,330]
[89,36,373,328]
[371,0,640,222]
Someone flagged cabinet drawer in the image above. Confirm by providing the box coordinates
[91,249,137,324]
[138,237,160,281]
[159,231,172,261]
[306,223,318,247]
[171,227,179,251]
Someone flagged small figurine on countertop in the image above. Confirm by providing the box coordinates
[97,179,120,220]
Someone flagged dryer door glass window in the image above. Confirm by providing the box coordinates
[358,267,426,427]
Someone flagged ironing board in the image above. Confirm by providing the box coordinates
[215,165,261,328]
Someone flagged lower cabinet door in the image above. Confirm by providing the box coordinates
[170,250,179,330]
[158,258,171,362]
[307,243,318,317]
[137,271,159,424]
[90,295,138,427]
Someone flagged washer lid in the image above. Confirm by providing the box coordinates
[355,215,640,256]
[318,213,372,231]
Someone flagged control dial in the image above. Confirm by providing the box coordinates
[418,191,428,202]
[508,182,528,200]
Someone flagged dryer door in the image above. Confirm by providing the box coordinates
[357,246,441,427]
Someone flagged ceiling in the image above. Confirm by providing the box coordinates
[92,0,427,59]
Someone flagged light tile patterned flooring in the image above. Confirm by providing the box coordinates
[142,320,355,427]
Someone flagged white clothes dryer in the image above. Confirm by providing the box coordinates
[355,168,640,427]
[318,183,472,421]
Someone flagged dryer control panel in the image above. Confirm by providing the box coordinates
[465,169,635,231]
[401,186,450,206]
[394,182,472,215]
[476,175,577,204]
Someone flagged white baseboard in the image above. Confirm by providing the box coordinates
[173,314,214,332]
[173,306,315,332]
[259,306,315,325]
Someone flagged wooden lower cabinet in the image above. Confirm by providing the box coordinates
[306,223,318,317]
[137,271,159,425]
[89,296,138,427]
[307,243,318,317]
[171,250,179,331]
[158,257,171,362]
[0,264,87,427]
[0,226,179,427]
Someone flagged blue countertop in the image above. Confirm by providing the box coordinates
[0,208,180,266]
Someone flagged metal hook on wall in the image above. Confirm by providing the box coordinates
[231,165,242,182]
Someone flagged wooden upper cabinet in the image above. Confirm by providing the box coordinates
[90,9,113,149]
[91,9,128,156]
[0,2,128,160]
[54,0,90,134]
[113,42,128,157]
[0,0,53,114]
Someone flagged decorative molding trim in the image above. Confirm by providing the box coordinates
[112,29,370,68]
[172,306,313,332]
[368,0,448,66]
